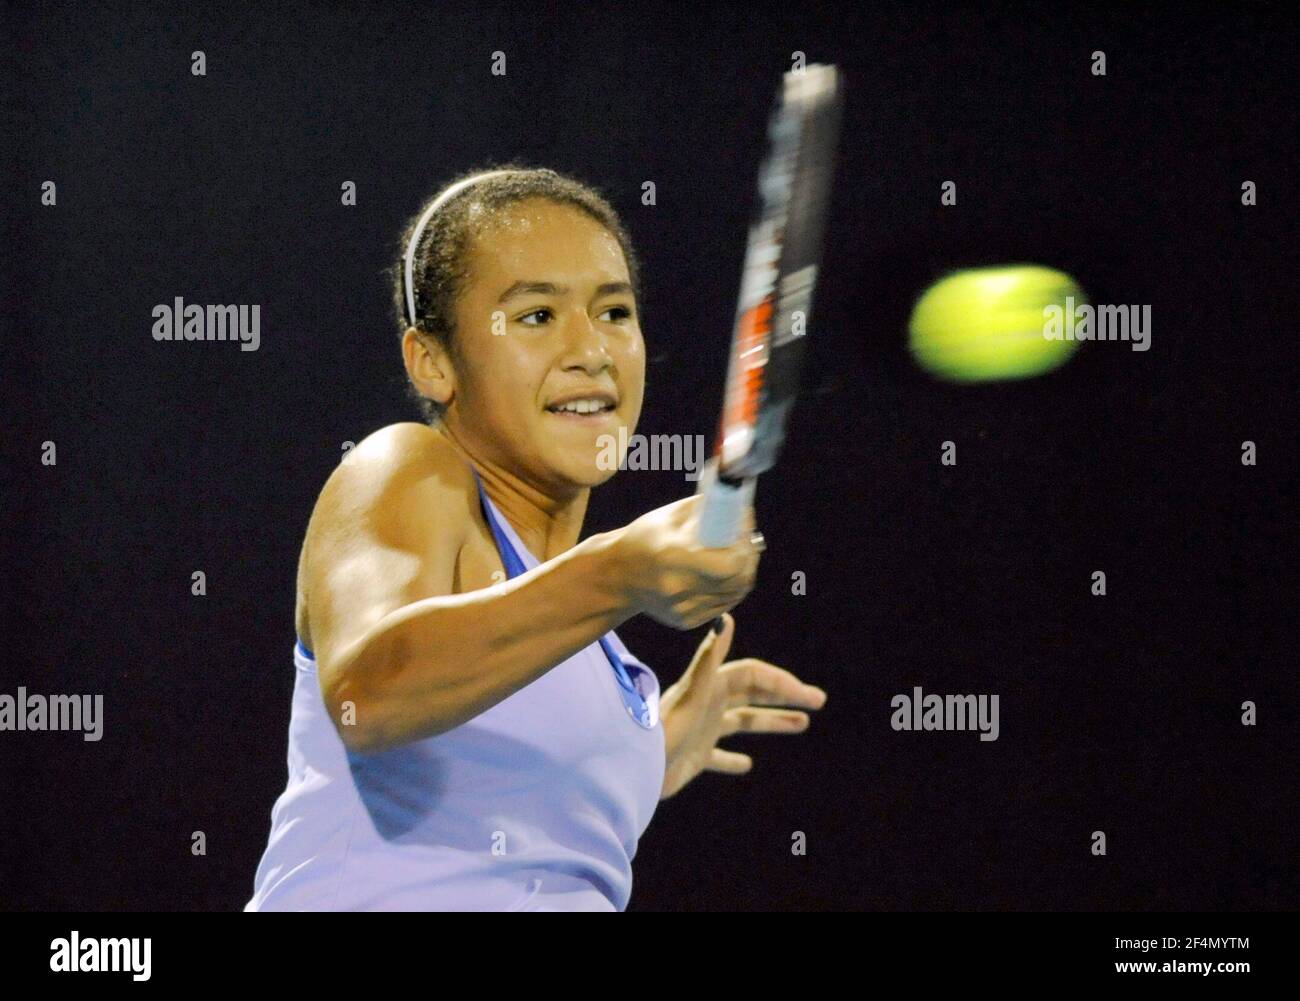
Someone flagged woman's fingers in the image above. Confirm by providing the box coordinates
[722,659,828,710]
[691,612,734,671]
[706,748,753,775]
[721,706,811,736]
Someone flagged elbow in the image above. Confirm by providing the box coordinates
[328,703,451,754]
[321,667,388,754]
[328,697,406,755]
[335,715,386,755]
[321,666,455,754]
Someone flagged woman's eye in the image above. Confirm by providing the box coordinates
[518,308,553,326]
[518,305,632,326]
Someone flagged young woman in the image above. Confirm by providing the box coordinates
[245,166,827,911]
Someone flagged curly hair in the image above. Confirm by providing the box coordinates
[390,164,644,424]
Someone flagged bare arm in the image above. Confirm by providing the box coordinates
[303,425,633,752]
[327,532,633,753]
[306,424,757,755]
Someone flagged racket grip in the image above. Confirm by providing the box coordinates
[695,457,756,548]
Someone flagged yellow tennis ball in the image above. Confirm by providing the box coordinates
[908,265,1085,382]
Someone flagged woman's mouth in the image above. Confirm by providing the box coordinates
[544,396,618,423]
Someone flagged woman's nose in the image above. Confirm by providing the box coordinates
[561,313,613,370]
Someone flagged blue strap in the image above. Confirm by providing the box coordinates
[472,467,652,729]
[474,469,528,580]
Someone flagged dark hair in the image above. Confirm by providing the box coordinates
[390,163,643,424]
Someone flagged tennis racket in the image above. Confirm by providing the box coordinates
[696,64,843,553]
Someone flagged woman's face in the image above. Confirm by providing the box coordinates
[444,197,645,492]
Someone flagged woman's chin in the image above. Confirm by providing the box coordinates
[537,420,630,489]
[554,458,619,490]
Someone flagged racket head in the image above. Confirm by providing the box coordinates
[713,64,843,481]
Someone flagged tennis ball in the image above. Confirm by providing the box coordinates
[908,265,1085,382]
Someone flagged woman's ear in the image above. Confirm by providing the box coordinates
[401,328,455,408]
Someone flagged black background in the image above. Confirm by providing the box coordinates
[3,1,1295,911]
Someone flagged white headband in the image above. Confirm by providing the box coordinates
[404,170,514,327]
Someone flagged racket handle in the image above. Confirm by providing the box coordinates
[695,457,756,548]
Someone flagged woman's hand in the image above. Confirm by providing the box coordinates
[659,613,827,800]
[617,496,761,630]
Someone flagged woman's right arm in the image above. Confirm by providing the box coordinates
[306,425,757,754]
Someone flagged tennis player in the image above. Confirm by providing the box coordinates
[245,166,827,911]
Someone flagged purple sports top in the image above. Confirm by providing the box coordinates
[245,471,665,911]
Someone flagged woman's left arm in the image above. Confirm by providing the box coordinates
[659,613,828,800]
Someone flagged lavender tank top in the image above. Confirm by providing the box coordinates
[245,472,665,911]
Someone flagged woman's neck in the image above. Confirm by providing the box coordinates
[434,422,589,561]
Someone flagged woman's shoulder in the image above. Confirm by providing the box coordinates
[340,421,474,493]
[295,423,477,655]
[308,422,477,543]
